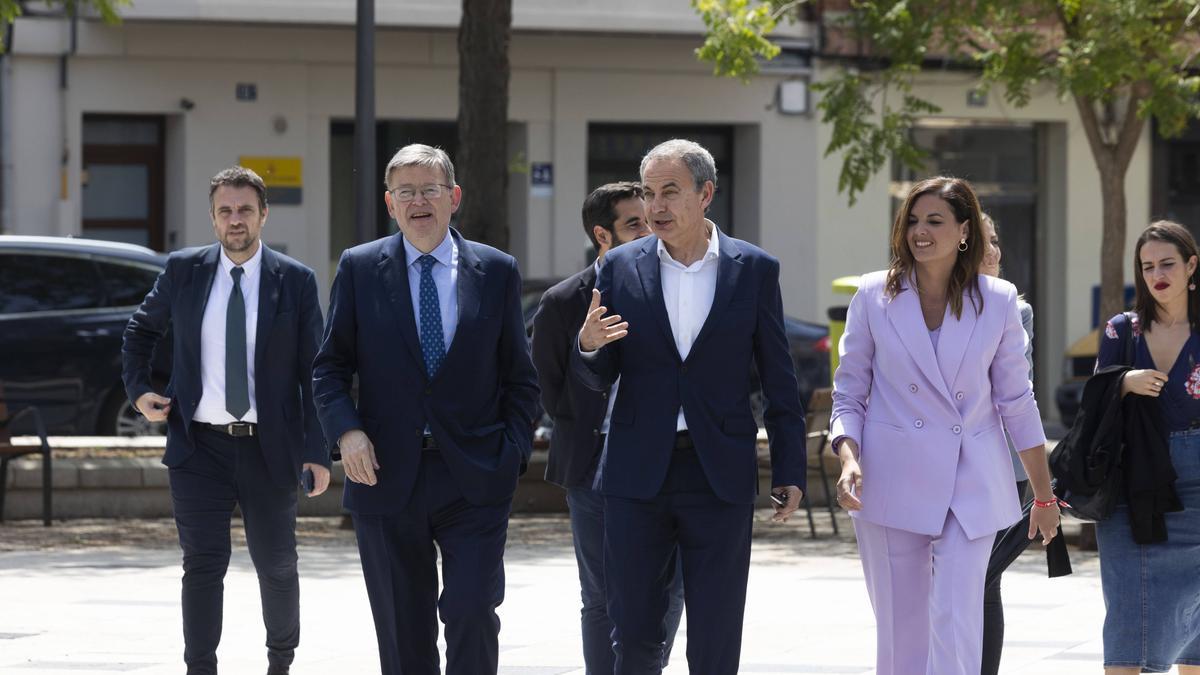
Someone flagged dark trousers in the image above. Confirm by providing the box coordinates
[352,450,512,675]
[604,447,754,675]
[568,486,685,673]
[981,480,1028,675]
[169,426,300,675]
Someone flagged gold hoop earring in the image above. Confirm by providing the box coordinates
[958,238,968,252]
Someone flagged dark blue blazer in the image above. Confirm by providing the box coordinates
[122,244,329,489]
[311,229,540,514]
[571,232,807,504]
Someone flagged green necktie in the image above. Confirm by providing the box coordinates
[225,266,250,419]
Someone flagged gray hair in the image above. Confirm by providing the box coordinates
[383,144,456,188]
[639,139,717,191]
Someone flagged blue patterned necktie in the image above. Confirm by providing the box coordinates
[418,255,446,377]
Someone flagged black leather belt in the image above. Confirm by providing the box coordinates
[674,430,694,450]
[421,435,438,451]
[199,421,257,437]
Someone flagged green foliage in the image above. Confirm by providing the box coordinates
[692,0,782,80]
[1,0,129,51]
[695,0,1200,203]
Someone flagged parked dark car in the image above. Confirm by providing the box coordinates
[520,277,831,417]
[0,236,170,436]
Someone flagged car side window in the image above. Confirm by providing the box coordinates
[0,253,104,315]
[95,259,161,307]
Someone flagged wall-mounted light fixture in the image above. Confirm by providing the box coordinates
[777,79,809,116]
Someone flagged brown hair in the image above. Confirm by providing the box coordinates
[1132,220,1200,332]
[209,166,268,214]
[886,176,985,318]
[581,181,643,249]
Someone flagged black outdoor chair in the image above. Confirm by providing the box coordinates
[0,385,53,526]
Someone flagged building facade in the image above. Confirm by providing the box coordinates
[2,0,1167,419]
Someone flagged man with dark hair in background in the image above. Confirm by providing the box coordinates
[532,182,684,672]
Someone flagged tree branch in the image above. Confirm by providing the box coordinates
[1073,93,1112,164]
[1115,84,1150,173]
[770,0,808,22]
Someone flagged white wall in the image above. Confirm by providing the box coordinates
[9,17,816,311]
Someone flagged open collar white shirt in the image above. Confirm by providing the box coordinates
[194,242,263,424]
[658,221,721,431]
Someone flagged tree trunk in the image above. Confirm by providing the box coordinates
[1097,159,1128,324]
[1073,93,1146,326]
[456,0,511,250]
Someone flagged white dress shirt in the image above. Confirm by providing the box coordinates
[194,243,263,424]
[403,231,459,350]
[658,222,720,431]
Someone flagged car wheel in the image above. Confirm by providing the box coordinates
[100,390,166,437]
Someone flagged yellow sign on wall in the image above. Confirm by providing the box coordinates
[238,156,303,204]
[238,157,303,188]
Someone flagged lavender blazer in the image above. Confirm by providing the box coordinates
[830,271,1046,539]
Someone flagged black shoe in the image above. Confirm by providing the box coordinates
[266,667,289,675]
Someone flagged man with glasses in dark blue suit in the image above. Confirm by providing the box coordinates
[312,144,539,675]
[573,139,807,673]
[123,166,330,675]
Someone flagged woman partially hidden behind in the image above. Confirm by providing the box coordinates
[1095,221,1198,674]
[830,176,1059,675]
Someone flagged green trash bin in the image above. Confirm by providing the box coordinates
[827,275,862,378]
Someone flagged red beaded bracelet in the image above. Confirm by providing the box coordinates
[1032,497,1060,509]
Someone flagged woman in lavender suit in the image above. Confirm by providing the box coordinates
[830,177,1060,675]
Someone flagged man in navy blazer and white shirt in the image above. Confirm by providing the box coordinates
[312,144,539,675]
[532,182,684,672]
[123,166,330,675]
[573,139,807,673]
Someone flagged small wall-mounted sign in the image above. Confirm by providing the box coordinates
[239,156,302,205]
[236,83,258,102]
[530,162,553,198]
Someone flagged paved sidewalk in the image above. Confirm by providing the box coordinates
[0,513,1107,674]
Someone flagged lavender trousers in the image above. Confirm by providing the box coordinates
[853,510,995,675]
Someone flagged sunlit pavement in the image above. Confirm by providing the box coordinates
[0,512,1106,674]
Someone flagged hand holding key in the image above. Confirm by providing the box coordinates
[579,289,629,352]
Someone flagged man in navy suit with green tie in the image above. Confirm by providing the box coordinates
[123,166,330,675]
[312,144,539,675]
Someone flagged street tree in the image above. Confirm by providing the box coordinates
[694,0,1200,321]
[456,0,512,250]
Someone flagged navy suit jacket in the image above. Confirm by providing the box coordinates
[312,229,540,514]
[531,264,609,489]
[571,232,807,504]
[122,243,329,489]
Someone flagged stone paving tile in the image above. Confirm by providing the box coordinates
[0,512,1108,674]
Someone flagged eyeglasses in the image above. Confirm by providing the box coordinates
[389,184,453,203]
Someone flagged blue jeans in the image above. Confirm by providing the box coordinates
[568,486,684,674]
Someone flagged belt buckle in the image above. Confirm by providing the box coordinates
[227,422,253,437]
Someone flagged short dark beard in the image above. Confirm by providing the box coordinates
[222,233,258,255]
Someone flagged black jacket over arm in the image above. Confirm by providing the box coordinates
[122,244,329,489]
[1123,393,1183,543]
[1052,364,1182,543]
